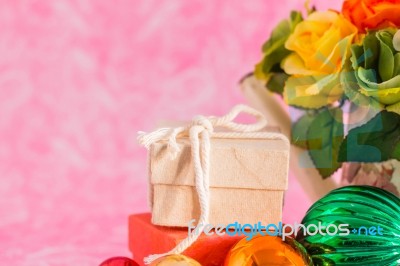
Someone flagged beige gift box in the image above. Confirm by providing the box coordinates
[148,130,289,227]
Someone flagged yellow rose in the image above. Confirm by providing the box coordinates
[282,11,358,108]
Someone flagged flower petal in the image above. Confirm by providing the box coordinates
[394,30,400,52]
[358,67,400,90]
[377,31,395,81]
[284,75,343,109]
[361,86,400,105]
[387,101,400,115]
[281,53,320,76]
[394,53,400,77]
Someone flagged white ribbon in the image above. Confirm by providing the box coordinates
[137,104,289,264]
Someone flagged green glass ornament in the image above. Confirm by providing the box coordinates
[297,186,400,266]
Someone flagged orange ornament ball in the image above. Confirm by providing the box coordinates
[149,254,201,266]
[224,235,313,266]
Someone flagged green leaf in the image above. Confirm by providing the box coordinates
[259,46,291,76]
[262,11,302,54]
[266,72,288,95]
[289,10,303,31]
[261,22,289,55]
[255,11,303,90]
[338,110,400,162]
[307,108,344,178]
[291,112,318,149]
[392,143,400,160]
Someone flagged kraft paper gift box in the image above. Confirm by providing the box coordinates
[139,105,290,230]
[146,126,289,227]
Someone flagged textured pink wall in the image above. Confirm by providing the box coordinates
[0,0,342,264]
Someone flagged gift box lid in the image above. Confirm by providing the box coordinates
[149,127,289,190]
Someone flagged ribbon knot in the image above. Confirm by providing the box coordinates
[191,115,214,134]
[137,105,289,264]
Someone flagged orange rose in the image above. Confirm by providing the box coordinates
[342,0,400,32]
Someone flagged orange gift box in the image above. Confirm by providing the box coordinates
[128,213,244,266]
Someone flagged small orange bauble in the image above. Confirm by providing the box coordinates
[224,235,313,266]
[149,254,201,266]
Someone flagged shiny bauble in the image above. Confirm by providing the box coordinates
[297,185,400,265]
[99,256,139,266]
[224,235,313,265]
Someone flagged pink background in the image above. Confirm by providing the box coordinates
[0,1,342,265]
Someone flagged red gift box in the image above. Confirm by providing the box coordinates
[128,213,243,266]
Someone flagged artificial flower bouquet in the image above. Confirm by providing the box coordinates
[253,0,400,194]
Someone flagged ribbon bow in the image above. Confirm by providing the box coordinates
[137,105,289,264]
